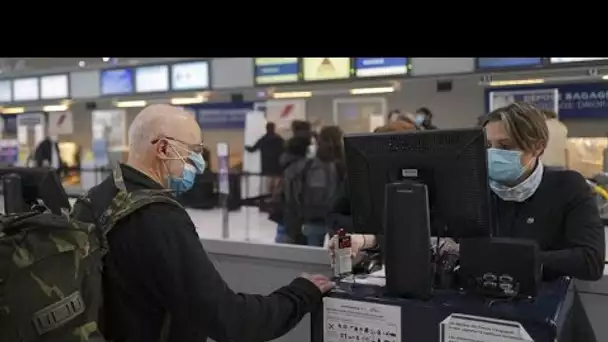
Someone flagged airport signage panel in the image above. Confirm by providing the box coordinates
[171,61,209,90]
[302,58,351,81]
[355,58,409,77]
[101,69,134,95]
[12,77,39,102]
[550,58,608,64]
[136,65,169,93]
[477,58,543,69]
[254,58,299,85]
[0,80,12,103]
[486,82,608,118]
[195,102,254,129]
[40,74,69,99]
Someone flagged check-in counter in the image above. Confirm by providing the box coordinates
[574,226,608,342]
[202,238,331,342]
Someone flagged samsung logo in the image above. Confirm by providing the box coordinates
[401,169,418,178]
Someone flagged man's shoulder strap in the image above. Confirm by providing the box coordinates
[98,167,184,235]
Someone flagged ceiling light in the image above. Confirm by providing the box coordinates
[272,91,312,99]
[78,61,86,67]
[350,87,395,95]
[170,96,206,105]
[1,107,25,114]
[102,57,110,62]
[488,79,545,87]
[602,75,608,80]
[114,100,147,108]
[43,104,69,112]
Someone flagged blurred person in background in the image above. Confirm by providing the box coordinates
[269,135,311,244]
[300,126,345,246]
[542,109,568,169]
[327,120,416,234]
[246,122,285,199]
[415,107,437,130]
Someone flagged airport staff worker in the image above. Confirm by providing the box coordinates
[332,102,605,281]
[72,105,334,342]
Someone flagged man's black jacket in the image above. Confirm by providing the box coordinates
[72,164,322,342]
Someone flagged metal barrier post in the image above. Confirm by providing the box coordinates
[244,173,251,242]
[216,143,230,239]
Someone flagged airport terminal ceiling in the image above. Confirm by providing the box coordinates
[0,57,191,75]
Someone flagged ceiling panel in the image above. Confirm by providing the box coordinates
[0,58,192,76]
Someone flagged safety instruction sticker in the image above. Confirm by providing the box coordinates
[323,297,401,342]
[439,313,533,342]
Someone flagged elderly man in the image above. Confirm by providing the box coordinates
[72,104,333,342]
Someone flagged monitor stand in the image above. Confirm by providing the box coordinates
[384,180,433,299]
[2,173,25,214]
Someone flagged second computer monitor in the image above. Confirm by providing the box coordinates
[344,128,492,238]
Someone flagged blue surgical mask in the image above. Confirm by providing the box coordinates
[167,150,207,194]
[487,148,526,183]
[415,114,426,126]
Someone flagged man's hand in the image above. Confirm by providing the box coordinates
[300,273,335,294]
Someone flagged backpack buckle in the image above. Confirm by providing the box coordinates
[32,291,86,335]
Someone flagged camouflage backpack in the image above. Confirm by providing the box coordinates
[0,167,182,342]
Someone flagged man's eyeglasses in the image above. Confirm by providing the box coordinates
[151,136,205,154]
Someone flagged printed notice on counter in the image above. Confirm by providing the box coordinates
[323,297,401,342]
[439,313,533,342]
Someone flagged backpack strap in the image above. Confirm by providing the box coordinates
[296,158,315,206]
[98,166,183,236]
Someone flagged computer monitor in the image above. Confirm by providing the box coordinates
[0,167,71,215]
[344,128,492,238]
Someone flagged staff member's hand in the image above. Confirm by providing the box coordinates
[327,234,376,259]
[300,273,335,293]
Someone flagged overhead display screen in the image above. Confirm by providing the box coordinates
[40,74,69,99]
[254,58,299,84]
[477,58,543,69]
[13,77,39,102]
[550,57,608,64]
[171,61,209,90]
[101,69,134,95]
[0,80,12,103]
[355,58,409,77]
[136,65,169,93]
[303,58,350,81]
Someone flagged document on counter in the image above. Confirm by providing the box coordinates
[440,313,533,342]
[323,297,401,342]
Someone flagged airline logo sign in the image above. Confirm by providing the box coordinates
[49,111,74,135]
[265,100,306,136]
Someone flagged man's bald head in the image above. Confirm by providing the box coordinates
[128,104,201,162]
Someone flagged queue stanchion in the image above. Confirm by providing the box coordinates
[2,173,24,214]
[216,143,230,239]
[244,172,251,242]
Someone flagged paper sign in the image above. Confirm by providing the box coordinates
[324,297,401,342]
[439,313,533,342]
[48,111,74,135]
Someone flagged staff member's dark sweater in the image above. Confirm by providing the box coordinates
[334,168,605,281]
[72,164,322,342]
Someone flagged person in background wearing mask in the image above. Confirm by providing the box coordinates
[415,107,437,130]
[541,109,568,169]
[72,105,334,342]
[331,103,604,282]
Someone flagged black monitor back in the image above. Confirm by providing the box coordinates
[344,128,492,238]
[0,167,70,215]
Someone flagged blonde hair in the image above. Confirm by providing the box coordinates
[483,102,549,153]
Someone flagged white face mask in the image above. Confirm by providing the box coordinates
[307,143,317,157]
